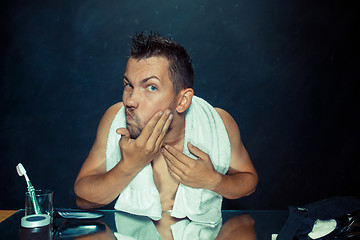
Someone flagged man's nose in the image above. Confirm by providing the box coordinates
[124,88,139,109]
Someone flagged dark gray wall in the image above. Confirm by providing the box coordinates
[1,0,359,210]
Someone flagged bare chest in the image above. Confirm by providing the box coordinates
[152,153,180,211]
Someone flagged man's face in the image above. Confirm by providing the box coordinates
[122,56,177,139]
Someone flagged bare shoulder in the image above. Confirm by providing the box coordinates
[214,108,241,141]
[93,101,124,152]
[215,108,255,175]
[76,102,123,180]
[103,102,124,121]
[99,102,124,130]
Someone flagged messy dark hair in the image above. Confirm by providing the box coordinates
[129,32,194,93]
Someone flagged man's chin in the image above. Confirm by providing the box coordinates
[126,126,141,139]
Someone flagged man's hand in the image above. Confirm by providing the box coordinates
[116,110,173,174]
[162,142,221,190]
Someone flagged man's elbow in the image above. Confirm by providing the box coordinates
[243,186,257,197]
[229,172,258,199]
[75,196,106,210]
[76,196,90,209]
[74,181,106,210]
[245,172,258,196]
[227,188,256,200]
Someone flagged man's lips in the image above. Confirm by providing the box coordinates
[125,110,134,121]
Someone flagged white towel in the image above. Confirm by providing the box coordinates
[106,96,231,224]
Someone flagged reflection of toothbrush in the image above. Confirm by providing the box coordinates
[16,163,41,214]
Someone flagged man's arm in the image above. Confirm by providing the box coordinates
[162,108,257,199]
[211,108,258,199]
[74,102,132,209]
[74,103,173,209]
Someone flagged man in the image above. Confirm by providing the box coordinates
[74,32,257,223]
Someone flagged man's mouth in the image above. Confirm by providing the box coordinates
[125,110,136,123]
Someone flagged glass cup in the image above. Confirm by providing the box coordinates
[25,190,53,221]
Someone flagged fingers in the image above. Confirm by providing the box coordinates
[162,146,187,181]
[187,142,209,160]
[162,145,190,169]
[116,128,130,136]
[136,111,165,144]
[166,162,182,182]
[155,111,173,147]
[148,110,173,146]
[162,143,211,171]
[136,110,172,145]
[116,128,130,144]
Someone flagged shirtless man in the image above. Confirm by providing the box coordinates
[74,32,258,214]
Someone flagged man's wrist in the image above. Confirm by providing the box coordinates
[208,171,223,192]
[115,159,139,177]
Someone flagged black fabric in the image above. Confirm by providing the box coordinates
[277,196,360,240]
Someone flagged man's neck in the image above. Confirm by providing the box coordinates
[163,114,185,148]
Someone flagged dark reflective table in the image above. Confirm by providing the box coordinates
[0,209,288,239]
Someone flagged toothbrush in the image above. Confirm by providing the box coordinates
[16,163,42,214]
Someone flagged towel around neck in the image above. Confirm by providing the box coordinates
[106,96,231,224]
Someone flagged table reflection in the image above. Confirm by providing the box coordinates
[69,211,256,240]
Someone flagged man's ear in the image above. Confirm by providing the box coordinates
[176,88,194,113]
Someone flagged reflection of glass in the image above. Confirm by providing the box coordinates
[113,211,222,240]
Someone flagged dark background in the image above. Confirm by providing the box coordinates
[1,0,359,210]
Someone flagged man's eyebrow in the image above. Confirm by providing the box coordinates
[123,75,161,84]
[123,75,130,82]
[140,76,161,85]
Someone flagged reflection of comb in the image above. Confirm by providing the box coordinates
[16,163,42,214]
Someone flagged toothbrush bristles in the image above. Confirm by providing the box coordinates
[16,163,27,176]
[16,163,30,183]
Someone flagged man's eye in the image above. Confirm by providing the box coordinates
[124,82,132,88]
[147,85,157,92]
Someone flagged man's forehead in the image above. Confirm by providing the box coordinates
[127,56,169,67]
[124,56,171,83]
